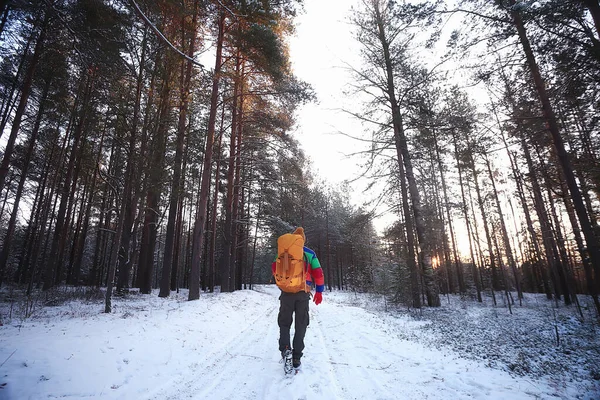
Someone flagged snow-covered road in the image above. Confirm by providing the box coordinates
[0,285,595,399]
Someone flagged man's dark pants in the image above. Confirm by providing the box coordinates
[278,290,310,360]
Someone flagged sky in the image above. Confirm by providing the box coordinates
[288,0,368,189]
[287,0,402,234]
[1,285,598,399]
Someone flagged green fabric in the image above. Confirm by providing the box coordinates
[304,250,321,270]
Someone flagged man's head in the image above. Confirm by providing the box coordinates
[293,227,305,242]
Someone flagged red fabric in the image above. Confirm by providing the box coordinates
[309,266,324,287]
[313,291,322,305]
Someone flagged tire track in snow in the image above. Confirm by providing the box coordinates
[310,307,347,398]
[141,300,279,400]
[186,305,280,400]
[312,303,398,400]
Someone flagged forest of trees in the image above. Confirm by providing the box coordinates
[0,0,598,318]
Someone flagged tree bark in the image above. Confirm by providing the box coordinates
[249,187,262,290]
[117,46,155,292]
[70,121,107,286]
[452,132,482,302]
[374,2,438,306]
[231,63,245,292]
[0,78,49,285]
[0,30,31,143]
[208,106,226,293]
[189,12,225,301]
[433,127,464,293]
[0,4,9,36]
[136,73,172,295]
[15,161,46,284]
[492,226,513,314]
[160,3,198,297]
[469,146,500,293]
[43,69,95,290]
[221,51,241,293]
[0,7,48,193]
[510,2,600,303]
[582,0,600,39]
[483,152,523,303]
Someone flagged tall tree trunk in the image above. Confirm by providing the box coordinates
[558,172,600,311]
[220,129,236,293]
[433,127,464,293]
[582,0,600,39]
[514,165,550,294]
[249,187,262,290]
[15,162,45,284]
[483,152,523,303]
[430,159,452,296]
[537,156,575,306]
[327,248,334,290]
[70,121,107,286]
[171,195,185,292]
[510,2,600,302]
[0,31,31,143]
[0,78,49,285]
[66,174,88,284]
[433,169,452,298]
[43,69,95,290]
[117,49,155,292]
[171,119,192,292]
[519,135,564,302]
[492,226,513,314]
[189,12,225,301]
[396,156,421,307]
[136,74,171,295]
[546,178,580,311]
[128,202,144,289]
[221,50,242,293]
[469,147,500,293]
[0,4,9,36]
[452,132,482,302]
[236,183,246,290]
[466,170,493,302]
[499,74,554,298]
[374,2,437,306]
[0,7,49,193]
[40,188,61,287]
[25,126,63,293]
[208,107,226,293]
[55,122,90,286]
[325,196,331,291]
[231,65,245,292]
[160,3,198,297]
[540,156,573,306]
[90,156,113,288]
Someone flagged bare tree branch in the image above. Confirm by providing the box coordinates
[128,0,204,69]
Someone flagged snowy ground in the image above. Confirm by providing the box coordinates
[0,285,598,400]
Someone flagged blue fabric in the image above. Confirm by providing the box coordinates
[303,247,316,257]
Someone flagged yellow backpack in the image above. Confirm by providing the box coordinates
[274,233,307,293]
